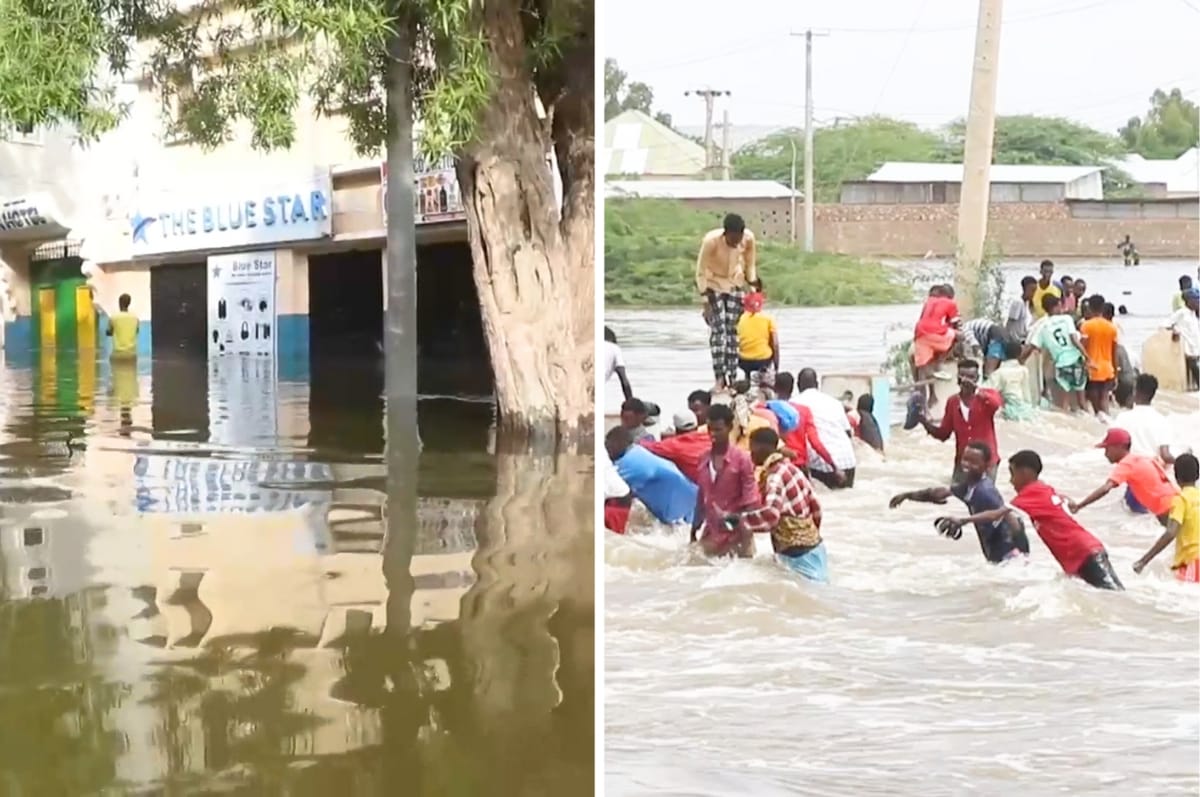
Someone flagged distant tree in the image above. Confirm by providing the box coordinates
[941,115,1138,196]
[604,58,672,126]
[732,116,945,201]
[1118,88,1200,160]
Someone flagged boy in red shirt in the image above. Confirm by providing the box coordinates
[912,284,961,406]
[917,358,1003,484]
[939,449,1123,590]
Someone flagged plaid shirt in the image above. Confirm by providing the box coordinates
[740,454,823,548]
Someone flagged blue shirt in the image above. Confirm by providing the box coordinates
[614,445,697,526]
[951,476,1030,563]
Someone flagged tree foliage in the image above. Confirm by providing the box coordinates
[605,199,911,307]
[0,0,586,162]
[604,58,671,127]
[732,117,946,201]
[733,114,1143,199]
[1118,88,1200,160]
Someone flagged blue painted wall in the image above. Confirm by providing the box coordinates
[277,313,310,382]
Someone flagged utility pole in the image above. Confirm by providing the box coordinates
[956,0,1004,318]
[685,88,731,178]
[720,109,732,180]
[791,29,828,251]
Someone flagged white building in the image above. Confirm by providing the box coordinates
[1115,148,1200,197]
[840,162,1106,204]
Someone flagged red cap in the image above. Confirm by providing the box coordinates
[1096,427,1131,448]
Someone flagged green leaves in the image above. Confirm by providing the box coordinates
[1119,87,1199,160]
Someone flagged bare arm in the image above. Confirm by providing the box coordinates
[743,234,758,286]
[1133,518,1182,573]
[1069,480,1118,513]
[889,486,953,508]
[615,367,633,401]
[770,329,780,371]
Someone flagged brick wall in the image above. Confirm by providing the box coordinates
[674,198,1199,257]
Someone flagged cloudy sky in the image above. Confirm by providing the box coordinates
[603,0,1200,136]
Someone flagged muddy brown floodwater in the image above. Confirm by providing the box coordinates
[605,260,1199,797]
[0,351,592,796]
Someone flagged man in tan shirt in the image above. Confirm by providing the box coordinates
[696,214,758,390]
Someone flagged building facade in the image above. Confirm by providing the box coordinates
[840,162,1106,204]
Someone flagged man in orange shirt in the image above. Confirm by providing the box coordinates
[1079,294,1120,416]
[1069,428,1180,526]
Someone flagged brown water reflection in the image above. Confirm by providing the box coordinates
[0,352,593,795]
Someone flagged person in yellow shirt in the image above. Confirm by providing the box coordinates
[1030,259,1061,320]
[1133,453,1199,582]
[735,291,778,388]
[107,293,140,359]
[697,214,758,391]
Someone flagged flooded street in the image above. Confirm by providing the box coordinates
[0,353,593,795]
[605,260,1200,796]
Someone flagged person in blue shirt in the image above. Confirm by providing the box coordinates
[888,441,1031,564]
[606,426,697,526]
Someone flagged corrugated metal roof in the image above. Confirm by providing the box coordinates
[606,179,798,200]
[603,110,707,178]
[1115,148,1199,194]
[866,162,1105,184]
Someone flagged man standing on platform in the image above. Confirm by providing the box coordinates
[697,213,758,392]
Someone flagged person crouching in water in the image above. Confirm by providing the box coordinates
[938,450,1123,590]
[1133,454,1200,582]
[723,428,829,582]
[889,441,1030,564]
[736,289,779,391]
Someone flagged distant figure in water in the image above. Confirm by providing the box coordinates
[1118,234,1140,266]
[855,394,884,453]
[604,326,634,401]
[889,441,1030,564]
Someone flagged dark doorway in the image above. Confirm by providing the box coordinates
[308,250,384,454]
[416,242,491,397]
[308,250,384,359]
[149,263,209,441]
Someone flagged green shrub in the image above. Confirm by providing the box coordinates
[605,199,914,307]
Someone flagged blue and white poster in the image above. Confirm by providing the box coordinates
[207,251,276,358]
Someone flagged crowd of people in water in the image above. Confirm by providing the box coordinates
[603,213,1200,591]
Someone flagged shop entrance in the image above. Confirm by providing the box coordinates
[149,263,208,441]
[308,249,384,360]
[416,242,491,397]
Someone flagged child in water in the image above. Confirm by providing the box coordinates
[1133,454,1200,582]
[735,290,779,390]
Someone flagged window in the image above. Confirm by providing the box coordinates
[26,567,48,580]
[22,527,44,547]
[163,65,198,146]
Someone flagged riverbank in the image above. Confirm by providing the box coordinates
[606,199,913,306]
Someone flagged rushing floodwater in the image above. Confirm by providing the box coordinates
[605,260,1200,797]
[0,352,592,795]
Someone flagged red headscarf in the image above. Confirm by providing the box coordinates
[743,292,765,313]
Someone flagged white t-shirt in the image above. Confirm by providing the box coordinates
[1112,405,1172,460]
[1006,298,1031,339]
[1165,308,1200,356]
[605,459,631,499]
[794,388,857,471]
[604,340,625,382]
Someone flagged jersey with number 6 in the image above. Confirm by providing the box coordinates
[1010,480,1104,574]
[1034,315,1083,368]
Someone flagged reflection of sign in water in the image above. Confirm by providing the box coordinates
[134,456,334,515]
[208,355,277,448]
[380,157,465,226]
[207,252,277,357]
[415,499,481,555]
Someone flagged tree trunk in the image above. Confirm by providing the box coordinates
[456,0,594,450]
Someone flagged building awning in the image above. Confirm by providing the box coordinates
[0,193,71,243]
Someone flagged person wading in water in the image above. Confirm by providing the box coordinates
[696,213,758,392]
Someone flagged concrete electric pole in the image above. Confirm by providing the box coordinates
[720,109,732,180]
[791,29,828,251]
[685,88,731,177]
[955,0,1004,318]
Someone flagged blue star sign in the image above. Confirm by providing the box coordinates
[130,212,156,243]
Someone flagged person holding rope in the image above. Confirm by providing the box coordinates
[697,213,758,392]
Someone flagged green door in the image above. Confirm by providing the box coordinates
[30,257,89,352]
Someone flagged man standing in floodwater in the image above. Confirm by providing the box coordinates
[107,293,140,359]
[889,441,1030,564]
[917,358,1002,484]
[696,213,758,392]
[691,403,758,557]
[1031,260,1060,320]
